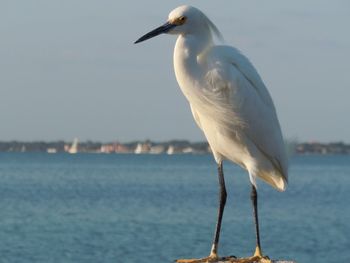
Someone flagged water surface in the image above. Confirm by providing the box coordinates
[0,153,349,262]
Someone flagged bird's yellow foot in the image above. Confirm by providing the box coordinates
[228,256,271,263]
[211,247,271,263]
[175,247,271,263]
[251,245,271,263]
[228,246,271,263]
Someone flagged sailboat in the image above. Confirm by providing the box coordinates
[68,138,79,154]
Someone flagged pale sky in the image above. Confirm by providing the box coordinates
[0,0,349,142]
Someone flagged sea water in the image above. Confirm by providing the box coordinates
[0,153,349,262]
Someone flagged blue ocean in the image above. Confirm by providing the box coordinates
[0,153,349,263]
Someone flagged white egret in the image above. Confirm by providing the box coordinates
[135,5,288,263]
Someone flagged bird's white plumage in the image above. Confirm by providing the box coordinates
[134,6,288,260]
[170,6,288,191]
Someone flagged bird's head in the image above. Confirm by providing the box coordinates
[134,5,222,44]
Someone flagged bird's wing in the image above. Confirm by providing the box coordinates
[203,45,288,183]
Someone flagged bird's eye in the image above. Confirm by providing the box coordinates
[175,16,187,25]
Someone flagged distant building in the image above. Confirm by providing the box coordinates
[134,142,151,154]
[100,142,131,153]
[149,145,165,154]
[182,147,193,153]
[100,144,114,153]
[47,148,57,153]
[1,140,349,155]
[296,141,350,155]
[114,143,131,153]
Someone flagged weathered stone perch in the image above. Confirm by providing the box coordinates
[176,257,295,263]
[217,261,295,263]
[216,259,295,263]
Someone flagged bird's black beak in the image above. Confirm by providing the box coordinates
[134,22,176,44]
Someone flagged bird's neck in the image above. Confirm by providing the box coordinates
[173,34,212,99]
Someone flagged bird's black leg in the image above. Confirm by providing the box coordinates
[250,184,263,257]
[176,162,235,262]
[210,161,227,258]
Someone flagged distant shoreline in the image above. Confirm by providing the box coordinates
[0,140,349,155]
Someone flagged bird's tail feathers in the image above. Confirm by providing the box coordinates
[249,140,288,192]
[257,170,287,192]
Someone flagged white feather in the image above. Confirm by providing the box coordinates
[171,6,288,191]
